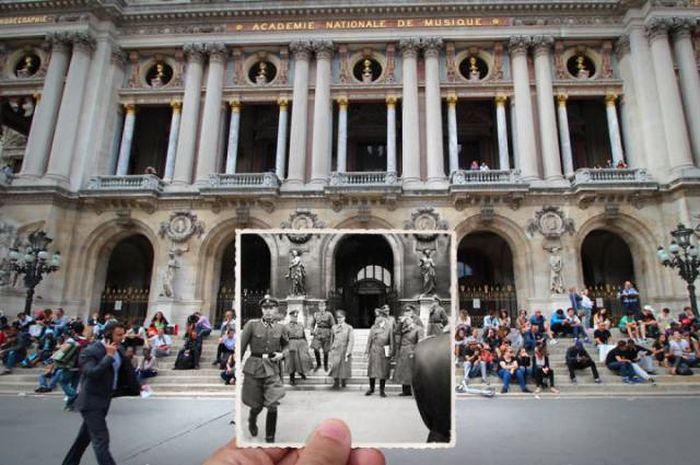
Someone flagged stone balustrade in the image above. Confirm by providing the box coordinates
[572,168,650,185]
[328,171,399,187]
[207,172,280,188]
[450,169,524,185]
[86,174,164,192]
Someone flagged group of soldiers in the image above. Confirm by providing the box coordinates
[238,294,449,443]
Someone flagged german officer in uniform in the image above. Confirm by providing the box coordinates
[365,306,394,397]
[284,309,311,386]
[239,295,289,443]
[427,296,449,336]
[310,302,335,372]
[393,307,425,396]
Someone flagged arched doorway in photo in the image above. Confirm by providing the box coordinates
[457,232,516,326]
[217,234,271,324]
[581,229,636,320]
[331,234,396,329]
[99,234,154,324]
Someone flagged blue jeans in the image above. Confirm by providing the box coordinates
[59,370,79,407]
[572,325,586,340]
[2,350,18,369]
[499,367,527,392]
[463,361,488,381]
[136,368,157,384]
[608,361,635,379]
[38,368,63,390]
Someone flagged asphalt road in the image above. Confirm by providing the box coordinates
[0,395,696,465]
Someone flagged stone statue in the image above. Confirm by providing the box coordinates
[286,249,306,296]
[418,248,437,296]
[16,55,36,78]
[548,248,565,294]
[468,56,480,81]
[362,58,373,83]
[160,251,180,298]
[256,61,268,84]
[575,55,590,79]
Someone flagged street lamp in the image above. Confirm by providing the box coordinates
[7,230,61,314]
[657,223,700,317]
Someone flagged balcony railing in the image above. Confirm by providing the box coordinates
[450,169,525,186]
[87,174,164,192]
[328,171,399,187]
[207,172,280,189]
[572,168,650,185]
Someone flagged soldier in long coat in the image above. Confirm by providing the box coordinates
[284,309,311,386]
[239,295,289,443]
[428,297,449,336]
[393,308,425,396]
[328,310,354,389]
[310,303,335,371]
[365,307,394,397]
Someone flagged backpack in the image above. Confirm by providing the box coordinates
[174,348,194,370]
[676,363,693,376]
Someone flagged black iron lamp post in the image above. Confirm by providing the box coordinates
[7,230,61,314]
[657,223,700,317]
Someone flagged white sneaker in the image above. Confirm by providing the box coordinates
[549,339,558,345]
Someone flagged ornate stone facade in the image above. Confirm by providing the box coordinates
[0,1,699,326]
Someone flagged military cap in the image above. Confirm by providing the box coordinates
[288,309,299,316]
[335,309,346,318]
[259,294,279,308]
[377,306,389,315]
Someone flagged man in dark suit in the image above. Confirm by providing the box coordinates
[62,321,142,465]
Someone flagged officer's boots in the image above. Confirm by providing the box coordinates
[365,377,376,396]
[290,373,296,386]
[341,379,347,388]
[314,350,322,371]
[265,409,278,443]
[332,378,340,389]
[379,379,387,397]
[323,352,329,372]
[248,407,262,437]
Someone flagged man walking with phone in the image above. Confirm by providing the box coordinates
[62,321,142,465]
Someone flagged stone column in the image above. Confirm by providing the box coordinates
[285,41,312,188]
[21,34,70,178]
[509,36,539,180]
[556,94,574,176]
[310,40,333,187]
[495,94,510,170]
[45,33,94,184]
[532,36,563,181]
[195,43,226,184]
[446,93,459,174]
[615,36,643,169]
[275,97,289,180]
[224,99,241,175]
[423,37,446,187]
[115,104,137,176]
[163,101,182,181]
[646,19,694,173]
[336,96,348,173]
[510,97,519,170]
[172,43,205,186]
[671,18,700,164]
[605,94,625,166]
[399,39,421,188]
[386,95,398,175]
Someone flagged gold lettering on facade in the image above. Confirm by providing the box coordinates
[231,17,508,33]
[0,15,50,26]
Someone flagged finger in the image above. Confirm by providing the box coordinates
[348,449,386,465]
[296,419,352,465]
[276,448,300,465]
[203,438,289,465]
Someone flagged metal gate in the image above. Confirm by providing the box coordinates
[100,287,150,324]
[458,284,518,327]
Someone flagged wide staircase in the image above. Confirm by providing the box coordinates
[0,329,404,397]
[455,334,700,397]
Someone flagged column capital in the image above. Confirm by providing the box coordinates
[312,40,334,60]
[385,94,399,107]
[645,17,673,42]
[45,31,72,53]
[531,35,554,56]
[615,34,631,57]
[446,93,458,106]
[183,43,207,63]
[495,94,508,106]
[336,95,348,108]
[229,98,241,112]
[670,17,698,40]
[398,38,421,58]
[70,32,96,54]
[605,93,618,106]
[289,40,313,60]
[170,100,182,112]
[110,45,127,67]
[556,93,568,106]
[508,35,531,55]
[123,103,136,114]
[421,37,443,58]
[277,96,289,108]
[33,92,41,102]
[205,43,227,62]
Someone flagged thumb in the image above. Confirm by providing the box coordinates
[297,419,352,465]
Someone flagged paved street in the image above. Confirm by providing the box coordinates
[0,395,698,464]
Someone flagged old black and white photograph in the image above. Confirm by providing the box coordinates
[234,229,455,448]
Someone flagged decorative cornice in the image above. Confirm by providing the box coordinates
[508,35,531,55]
[312,40,334,60]
[398,38,421,58]
[289,40,312,60]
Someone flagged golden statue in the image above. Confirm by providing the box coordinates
[16,55,36,78]
[468,56,480,81]
[256,61,268,84]
[150,62,168,87]
[362,58,373,83]
[575,55,590,79]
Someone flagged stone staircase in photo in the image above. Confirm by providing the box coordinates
[455,333,700,397]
